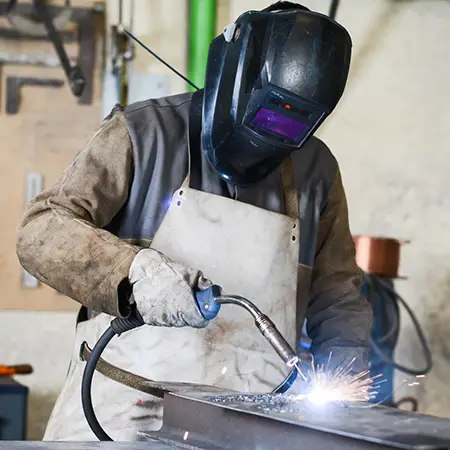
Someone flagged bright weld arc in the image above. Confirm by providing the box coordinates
[291,354,382,406]
[183,431,189,440]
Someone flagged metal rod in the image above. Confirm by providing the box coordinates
[329,0,340,20]
[124,29,199,91]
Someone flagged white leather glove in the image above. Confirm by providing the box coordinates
[128,249,212,328]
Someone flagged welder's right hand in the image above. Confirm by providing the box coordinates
[128,249,214,328]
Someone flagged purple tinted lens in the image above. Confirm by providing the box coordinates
[251,107,308,141]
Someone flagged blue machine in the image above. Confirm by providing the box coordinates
[0,377,28,440]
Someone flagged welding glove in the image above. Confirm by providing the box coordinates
[128,249,212,328]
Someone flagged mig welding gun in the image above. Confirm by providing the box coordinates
[81,285,300,441]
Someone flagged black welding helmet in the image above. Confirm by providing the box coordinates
[202,2,352,186]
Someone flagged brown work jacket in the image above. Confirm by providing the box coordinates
[16,92,372,372]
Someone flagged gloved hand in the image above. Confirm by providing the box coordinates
[128,249,213,328]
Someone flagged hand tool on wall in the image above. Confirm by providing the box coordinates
[0,1,98,105]
[32,0,84,97]
[0,364,33,376]
[5,0,72,36]
[80,286,300,441]
[6,76,63,114]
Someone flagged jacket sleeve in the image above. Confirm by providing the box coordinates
[16,110,140,317]
[306,168,373,373]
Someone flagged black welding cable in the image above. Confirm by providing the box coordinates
[81,326,115,441]
[366,274,433,376]
[81,308,144,441]
[363,272,400,345]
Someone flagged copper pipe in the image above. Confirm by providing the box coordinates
[352,236,409,279]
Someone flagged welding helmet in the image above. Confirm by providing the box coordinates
[202,2,352,186]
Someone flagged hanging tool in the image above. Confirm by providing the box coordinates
[6,76,64,114]
[0,1,98,104]
[5,0,72,36]
[81,286,299,441]
[32,0,84,97]
[0,364,33,376]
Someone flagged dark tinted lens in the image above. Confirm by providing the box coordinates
[251,107,308,141]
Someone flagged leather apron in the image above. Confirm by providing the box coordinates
[43,155,302,441]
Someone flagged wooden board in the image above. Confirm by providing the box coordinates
[0,6,104,311]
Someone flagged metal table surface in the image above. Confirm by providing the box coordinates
[4,391,450,450]
[140,390,450,450]
[0,443,173,450]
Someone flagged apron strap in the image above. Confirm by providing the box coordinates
[281,156,299,219]
[182,89,203,189]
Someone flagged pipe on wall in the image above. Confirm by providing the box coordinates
[188,0,217,92]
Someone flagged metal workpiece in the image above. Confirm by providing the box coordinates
[140,389,450,450]
[215,295,299,367]
[0,443,174,450]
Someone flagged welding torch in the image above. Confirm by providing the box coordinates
[81,285,299,441]
[195,286,299,368]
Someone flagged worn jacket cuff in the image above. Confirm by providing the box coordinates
[87,248,139,317]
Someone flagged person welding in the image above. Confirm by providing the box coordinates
[16,1,372,441]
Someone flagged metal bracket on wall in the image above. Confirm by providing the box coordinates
[21,173,43,289]
[6,76,64,114]
[0,1,99,105]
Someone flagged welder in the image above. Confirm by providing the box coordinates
[16,1,372,441]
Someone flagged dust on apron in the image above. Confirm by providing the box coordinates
[43,157,302,441]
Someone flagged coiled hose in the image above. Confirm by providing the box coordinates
[363,272,432,376]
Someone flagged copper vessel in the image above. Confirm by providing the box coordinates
[352,236,409,279]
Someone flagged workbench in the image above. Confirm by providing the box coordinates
[0,445,172,450]
[3,389,450,449]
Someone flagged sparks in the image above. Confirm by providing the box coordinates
[291,354,382,406]
[183,431,189,441]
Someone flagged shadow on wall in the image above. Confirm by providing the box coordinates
[27,391,58,440]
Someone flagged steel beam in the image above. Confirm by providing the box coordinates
[140,391,450,450]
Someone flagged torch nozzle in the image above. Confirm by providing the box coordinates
[215,295,298,368]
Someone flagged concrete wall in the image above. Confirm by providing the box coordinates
[2,0,449,440]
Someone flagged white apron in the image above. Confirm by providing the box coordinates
[43,158,303,441]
